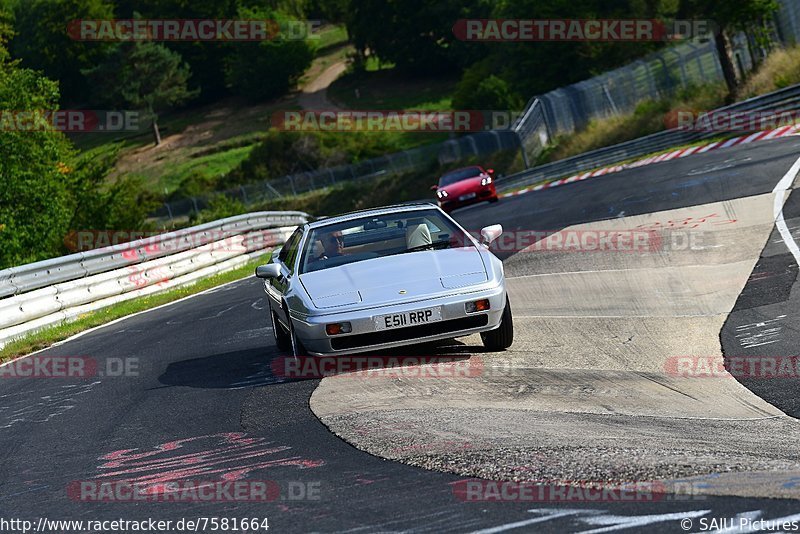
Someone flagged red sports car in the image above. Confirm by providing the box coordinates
[432,165,498,212]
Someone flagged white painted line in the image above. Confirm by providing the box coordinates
[772,154,800,268]
[762,126,787,140]
[469,510,590,534]
[720,136,743,148]
[679,146,701,157]
[698,141,721,153]
[740,131,765,144]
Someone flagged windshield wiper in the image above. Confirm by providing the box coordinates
[389,241,451,256]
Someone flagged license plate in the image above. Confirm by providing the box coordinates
[375,307,442,330]
[459,192,477,201]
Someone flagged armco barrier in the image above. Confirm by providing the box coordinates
[503,82,800,193]
[0,212,309,349]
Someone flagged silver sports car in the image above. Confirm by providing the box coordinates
[255,203,513,356]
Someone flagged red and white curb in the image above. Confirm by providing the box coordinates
[501,124,800,198]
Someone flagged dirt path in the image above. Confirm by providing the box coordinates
[298,60,347,110]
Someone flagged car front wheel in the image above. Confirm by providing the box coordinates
[270,308,292,352]
[287,317,308,357]
[481,297,514,350]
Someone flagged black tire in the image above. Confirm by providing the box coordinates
[270,308,292,352]
[481,297,514,350]
[489,196,499,203]
[287,316,309,357]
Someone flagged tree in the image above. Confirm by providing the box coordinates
[86,40,197,145]
[488,0,675,98]
[346,0,490,74]
[10,0,115,104]
[114,0,240,103]
[453,60,523,110]
[0,37,76,267]
[225,7,314,102]
[680,0,779,95]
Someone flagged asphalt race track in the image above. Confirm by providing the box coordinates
[4,135,800,532]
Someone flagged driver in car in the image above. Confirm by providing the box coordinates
[314,229,345,261]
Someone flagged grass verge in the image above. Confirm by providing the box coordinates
[0,254,271,362]
[739,45,800,98]
[328,67,457,111]
[540,84,728,164]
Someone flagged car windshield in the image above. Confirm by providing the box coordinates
[439,167,482,186]
[298,209,473,274]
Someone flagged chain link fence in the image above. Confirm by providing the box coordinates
[156,15,797,225]
[512,37,764,166]
[152,130,521,226]
[777,0,800,44]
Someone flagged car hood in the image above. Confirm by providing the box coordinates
[439,176,484,197]
[299,247,487,309]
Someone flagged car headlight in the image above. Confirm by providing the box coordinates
[481,176,492,186]
[437,190,448,198]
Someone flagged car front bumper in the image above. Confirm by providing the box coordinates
[438,186,497,211]
[292,282,506,356]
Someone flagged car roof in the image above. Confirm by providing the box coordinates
[307,202,440,229]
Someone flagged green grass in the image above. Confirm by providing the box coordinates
[140,143,257,194]
[0,254,271,362]
[739,45,800,98]
[541,84,729,164]
[328,68,457,111]
[314,24,349,52]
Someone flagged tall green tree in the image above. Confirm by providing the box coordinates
[225,6,314,102]
[86,40,197,145]
[114,0,240,102]
[679,0,778,95]
[487,0,677,98]
[0,24,75,267]
[10,0,115,104]
[346,0,490,74]
[0,18,154,268]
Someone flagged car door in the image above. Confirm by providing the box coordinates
[265,227,303,327]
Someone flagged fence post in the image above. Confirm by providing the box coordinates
[164,202,175,228]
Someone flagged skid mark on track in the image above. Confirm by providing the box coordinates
[734,315,787,349]
[0,381,100,429]
[88,432,324,494]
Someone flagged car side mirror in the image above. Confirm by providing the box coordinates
[486,168,494,174]
[255,264,283,279]
[480,224,503,246]
[430,184,438,191]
